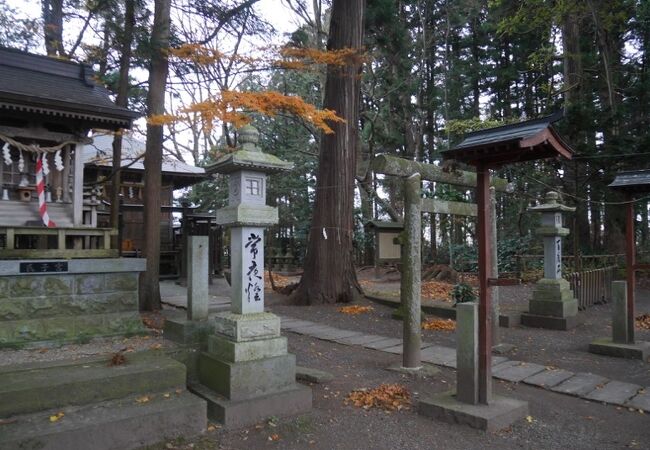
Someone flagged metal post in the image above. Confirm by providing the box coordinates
[626,193,636,343]
[476,163,492,404]
[402,173,422,369]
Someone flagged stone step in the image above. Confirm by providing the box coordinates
[0,390,206,450]
[0,353,187,418]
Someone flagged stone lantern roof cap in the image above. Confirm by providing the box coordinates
[528,191,575,213]
[206,125,294,175]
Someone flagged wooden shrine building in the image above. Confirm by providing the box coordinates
[0,47,145,347]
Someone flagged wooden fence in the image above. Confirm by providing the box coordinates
[0,226,117,259]
[567,266,616,310]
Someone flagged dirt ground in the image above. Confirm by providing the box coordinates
[151,334,649,450]
[149,270,650,450]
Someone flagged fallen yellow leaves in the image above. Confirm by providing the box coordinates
[338,305,374,315]
[135,395,150,404]
[264,272,293,290]
[268,434,281,441]
[345,384,411,411]
[49,412,64,423]
[421,281,453,301]
[422,318,456,331]
[635,313,650,330]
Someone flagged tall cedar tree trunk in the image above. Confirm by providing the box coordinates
[111,0,136,243]
[140,0,171,311]
[42,0,65,56]
[290,0,365,305]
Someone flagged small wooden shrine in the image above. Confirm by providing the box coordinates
[0,47,144,347]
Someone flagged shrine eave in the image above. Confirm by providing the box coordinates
[609,170,650,194]
[442,115,574,168]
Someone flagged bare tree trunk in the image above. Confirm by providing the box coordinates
[42,0,65,56]
[140,0,171,311]
[111,0,136,247]
[290,0,365,305]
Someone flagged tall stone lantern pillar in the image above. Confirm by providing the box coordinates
[521,191,579,330]
[195,125,311,428]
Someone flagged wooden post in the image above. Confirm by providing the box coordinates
[402,173,422,369]
[625,193,636,343]
[476,163,492,404]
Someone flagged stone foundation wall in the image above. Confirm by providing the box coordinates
[0,258,146,347]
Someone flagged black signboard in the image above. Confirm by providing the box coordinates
[19,262,69,273]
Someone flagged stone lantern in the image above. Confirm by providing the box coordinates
[521,191,578,330]
[196,125,311,428]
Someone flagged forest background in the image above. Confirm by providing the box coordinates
[2,0,649,306]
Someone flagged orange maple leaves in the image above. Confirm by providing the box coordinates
[345,384,411,411]
[147,44,364,133]
[636,313,650,330]
[421,318,456,331]
[338,305,374,315]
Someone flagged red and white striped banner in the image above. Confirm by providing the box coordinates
[36,155,56,228]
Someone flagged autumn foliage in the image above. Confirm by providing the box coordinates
[338,305,374,315]
[149,44,365,133]
[345,384,411,411]
[422,318,456,331]
[636,313,650,330]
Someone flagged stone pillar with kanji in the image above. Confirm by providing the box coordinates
[521,191,579,330]
[195,125,311,428]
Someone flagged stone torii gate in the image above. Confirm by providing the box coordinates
[371,154,510,369]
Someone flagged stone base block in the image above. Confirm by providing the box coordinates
[499,313,521,328]
[198,352,295,401]
[418,390,529,432]
[520,312,579,330]
[164,316,212,345]
[588,338,650,361]
[190,382,312,429]
[529,298,578,318]
[213,312,280,342]
[207,334,287,362]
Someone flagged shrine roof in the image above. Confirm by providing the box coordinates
[83,134,206,189]
[609,170,650,193]
[364,220,404,231]
[442,113,574,167]
[0,47,138,130]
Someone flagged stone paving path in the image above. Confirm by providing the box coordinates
[279,315,650,413]
[159,279,231,311]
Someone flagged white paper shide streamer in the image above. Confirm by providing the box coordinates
[54,149,64,172]
[2,143,10,166]
[18,150,24,172]
[41,153,50,176]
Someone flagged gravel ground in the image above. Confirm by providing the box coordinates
[268,277,650,386]
[150,334,650,450]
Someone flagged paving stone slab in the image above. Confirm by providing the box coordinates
[523,369,574,388]
[491,359,516,373]
[493,361,546,383]
[334,334,390,346]
[288,325,334,336]
[283,322,319,332]
[492,356,509,366]
[304,327,348,339]
[318,330,364,342]
[584,380,642,405]
[421,346,457,366]
[363,338,403,350]
[280,319,311,329]
[551,373,609,397]
[381,342,435,355]
[296,366,334,384]
[626,388,650,412]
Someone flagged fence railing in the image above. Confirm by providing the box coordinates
[567,266,616,310]
[0,226,117,259]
